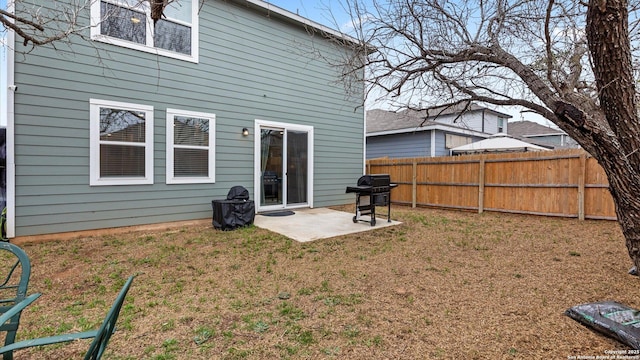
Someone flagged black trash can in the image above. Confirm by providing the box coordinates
[211,186,255,230]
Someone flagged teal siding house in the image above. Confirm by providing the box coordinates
[2,0,365,238]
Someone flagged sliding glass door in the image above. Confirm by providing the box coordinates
[255,121,313,212]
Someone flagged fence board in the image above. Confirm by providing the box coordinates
[367,149,617,220]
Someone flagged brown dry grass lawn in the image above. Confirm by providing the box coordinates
[2,205,636,359]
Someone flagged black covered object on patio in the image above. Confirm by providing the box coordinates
[212,186,255,231]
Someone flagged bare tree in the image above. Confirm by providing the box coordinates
[334,0,640,273]
[1,0,92,47]
[1,0,176,49]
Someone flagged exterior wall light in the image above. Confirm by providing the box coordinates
[242,128,249,136]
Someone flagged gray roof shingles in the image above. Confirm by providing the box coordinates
[507,120,565,137]
[367,103,511,134]
[366,109,436,133]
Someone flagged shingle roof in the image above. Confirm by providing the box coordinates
[507,120,565,137]
[403,102,508,118]
[367,103,511,133]
[366,109,436,133]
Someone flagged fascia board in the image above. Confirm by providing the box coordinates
[236,0,361,45]
[367,124,490,138]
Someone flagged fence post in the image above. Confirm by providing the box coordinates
[478,158,485,214]
[412,160,417,208]
[578,153,586,220]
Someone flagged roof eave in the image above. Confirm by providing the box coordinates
[367,124,491,138]
[522,132,567,137]
[233,0,361,46]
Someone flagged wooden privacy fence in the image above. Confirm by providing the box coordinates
[367,149,616,220]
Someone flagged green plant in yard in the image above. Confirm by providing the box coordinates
[162,338,180,352]
[297,287,314,296]
[226,347,251,359]
[323,346,340,355]
[275,342,299,356]
[342,325,360,338]
[43,278,53,290]
[64,301,85,317]
[152,352,176,360]
[278,301,305,321]
[76,317,98,331]
[161,319,175,331]
[252,320,269,333]
[119,303,136,331]
[316,293,363,307]
[364,335,383,347]
[296,330,314,345]
[193,326,215,345]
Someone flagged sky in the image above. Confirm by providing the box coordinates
[266,0,356,31]
[266,1,556,126]
[0,0,551,127]
[265,0,552,126]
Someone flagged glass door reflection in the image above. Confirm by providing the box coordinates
[260,128,283,207]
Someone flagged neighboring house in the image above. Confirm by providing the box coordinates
[507,120,579,148]
[2,0,365,238]
[366,103,512,159]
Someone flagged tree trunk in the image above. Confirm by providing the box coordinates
[590,143,640,272]
[586,0,640,271]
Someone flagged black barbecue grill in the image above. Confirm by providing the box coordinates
[346,174,396,226]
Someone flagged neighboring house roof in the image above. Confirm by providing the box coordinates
[404,102,512,120]
[507,120,565,137]
[366,109,434,133]
[367,103,511,135]
[366,108,495,138]
[450,133,551,154]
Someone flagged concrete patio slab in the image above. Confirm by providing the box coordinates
[253,207,402,242]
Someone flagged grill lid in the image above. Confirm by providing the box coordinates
[357,174,391,187]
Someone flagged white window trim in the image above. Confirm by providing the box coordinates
[90,0,199,63]
[253,119,314,212]
[166,109,216,184]
[90,99,154,186]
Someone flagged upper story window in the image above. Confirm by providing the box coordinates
[91,0,198,62]
[166,109,216,184]
[497,117,505,133]
[90,99,154,186]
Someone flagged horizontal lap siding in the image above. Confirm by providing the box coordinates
[13,0,363,236]
[366,132,430,159]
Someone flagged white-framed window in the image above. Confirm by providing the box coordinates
[90,99,154,186]
[166,109,215,184]
[497,117,505,133]
[90,0,199,62]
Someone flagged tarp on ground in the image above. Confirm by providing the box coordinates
[565,301,640,349]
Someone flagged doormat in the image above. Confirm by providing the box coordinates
[260,211,295,217]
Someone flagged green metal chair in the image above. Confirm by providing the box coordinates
[0,275,135,360]
[0,242,31,360]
